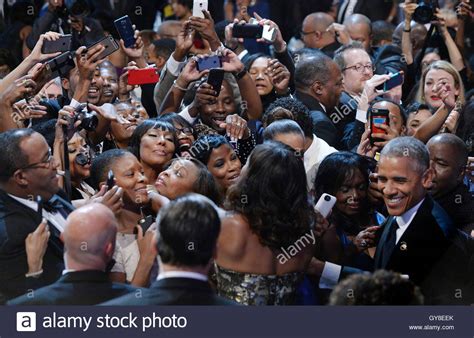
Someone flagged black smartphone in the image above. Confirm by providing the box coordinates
[45,51,76,79]
[383,72,404,91]
[41,34,72,54]
[106,170,115,190]
[232,24,264,39]
[87,35,120,61]
[207,68,225,96]
[197,55,222,72]
[139,215,154,233]
[369,108,390,145]
[114,15,136,48]
[376,72,404,91]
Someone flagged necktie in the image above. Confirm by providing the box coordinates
[380,217,399,268]
[43,197,69,219]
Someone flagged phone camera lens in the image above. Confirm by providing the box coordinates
[324,195,331,202]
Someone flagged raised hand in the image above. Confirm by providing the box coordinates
[218,114,250,142]
[218,47,245,73]
[268,59,290,95]
[25,219,50,275]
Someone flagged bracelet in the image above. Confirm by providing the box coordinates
[25,269,43,278]
[274,41,287,54]
[173,80,188,92]
[233,69,247,81]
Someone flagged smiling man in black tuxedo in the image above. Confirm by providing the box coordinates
[0,129,73,302]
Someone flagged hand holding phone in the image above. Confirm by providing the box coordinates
[376,71,404,92]
[314,193,337,218]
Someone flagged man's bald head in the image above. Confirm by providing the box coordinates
[343,14,372,51]
[63,204,117,270]
[427,134,468,169]
[392,22,427,55]
[301,12,335,49]
[158,20,181,41]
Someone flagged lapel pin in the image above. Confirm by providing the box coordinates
[400,242,408,251]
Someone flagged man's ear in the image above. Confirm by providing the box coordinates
[314,31,322,41]
[156,56,166,69]
[400,124,407,136]
[12,169,29,187]
[61,77,70,91]
[311,81,324,96]
[422,167,435,189]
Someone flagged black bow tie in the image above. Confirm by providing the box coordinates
[42,197,64,213]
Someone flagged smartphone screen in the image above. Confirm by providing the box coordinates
[207,69,225,96]
[106,170,115,191]
[197,55,222,71]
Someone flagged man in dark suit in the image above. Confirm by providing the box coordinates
[301,12,341,58]
[294,53,344,149]
[8,204,136,305]
[103,194,235,305]
[318,137,472,304]
[0,129,74,302]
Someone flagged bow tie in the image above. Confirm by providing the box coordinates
[42,197,64,213]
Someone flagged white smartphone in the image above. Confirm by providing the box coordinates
[262,25,276,43]
[193,0,208,18]
[314,193,337,218]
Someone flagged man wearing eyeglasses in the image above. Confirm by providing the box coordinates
[301,12,341,58]
[333,42,391,150]
[0,129,74,302]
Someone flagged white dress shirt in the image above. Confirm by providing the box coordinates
[8,194,67,232]
[304,134,338,192]
[394,198,424,244]
[157,271,208,282]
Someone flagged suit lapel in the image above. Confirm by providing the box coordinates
[374,216,395,268]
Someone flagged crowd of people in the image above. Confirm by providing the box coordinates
[0,0,473,306]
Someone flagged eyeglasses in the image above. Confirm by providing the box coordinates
[342,63,375,73]
[176,127,194,136]
[20,149,54,170]
[300,30,317,36]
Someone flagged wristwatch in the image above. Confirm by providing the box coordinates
[233,69,247,81]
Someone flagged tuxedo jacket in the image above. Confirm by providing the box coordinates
[8,270,137,305]
[294,91,340,149]
[370,197,472,304]
[0,189,73,302]
[102,277,236,305]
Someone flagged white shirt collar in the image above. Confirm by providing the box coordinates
[157,271,208,282]
[394,198,425,243]
[319,102,326,112]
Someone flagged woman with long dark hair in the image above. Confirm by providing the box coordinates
[215,142,315,305]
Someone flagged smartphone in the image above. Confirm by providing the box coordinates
[314,193,337,218]
[44,51,76,79]
[207,68,225,96]
[139,215,154,233]
[232,24,263,39]
[197,55,222,71]
[376,72,404,91]
[128,68,160,85]
[114,15,136,48]
[383,72,404,91]
[106,170,115,191]
[42,34,72,54]
[88,35,120,61]
[370,108,390,145]
[193,0,208,18]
